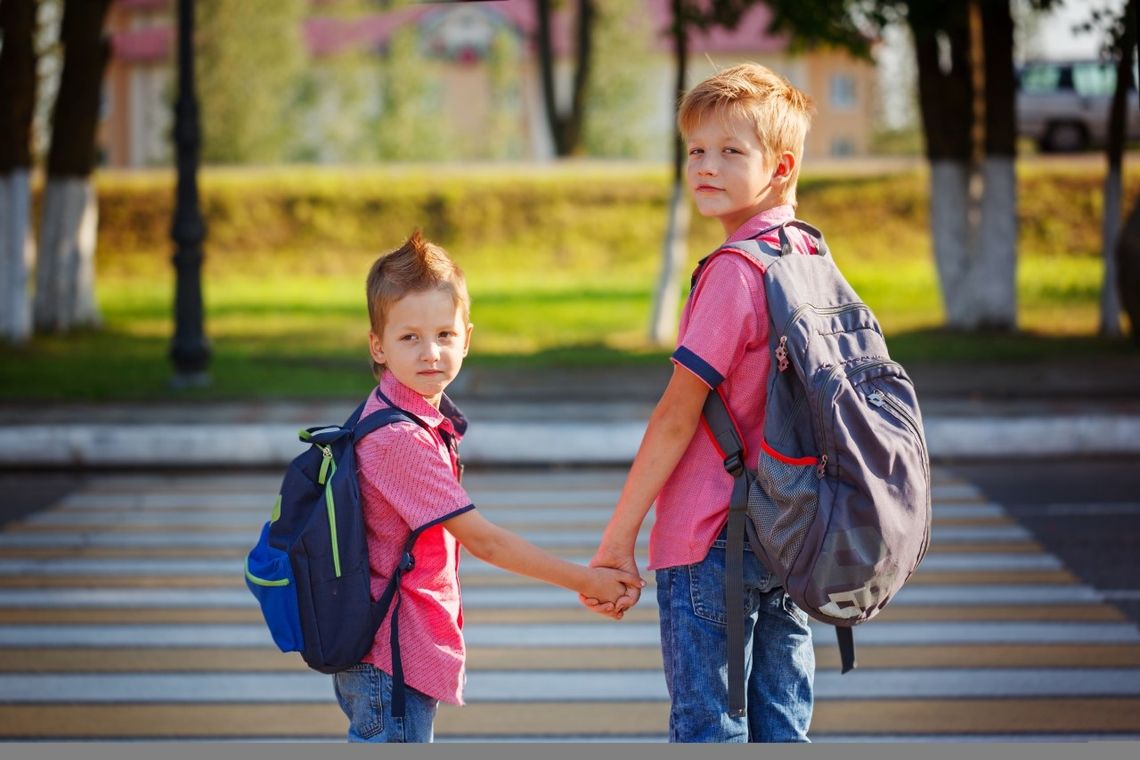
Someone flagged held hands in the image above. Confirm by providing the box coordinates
[579,546,644,620]
[582,565,646,615]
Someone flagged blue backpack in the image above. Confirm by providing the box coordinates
[243,397,438,716]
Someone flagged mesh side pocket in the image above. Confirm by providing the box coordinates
[748,442,820,573]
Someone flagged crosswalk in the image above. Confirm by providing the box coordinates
[0,467,1138,741]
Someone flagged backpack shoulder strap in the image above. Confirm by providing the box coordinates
[300,399,368,446]
[353,406,422,441]
[777,218,829,258]
[353,389,435,442]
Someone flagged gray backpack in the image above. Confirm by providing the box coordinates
[699,219,932,717]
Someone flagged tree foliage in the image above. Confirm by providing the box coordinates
[196,0,306,164]
[583,0,654,158]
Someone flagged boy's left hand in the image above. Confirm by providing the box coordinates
[579,549,643,620]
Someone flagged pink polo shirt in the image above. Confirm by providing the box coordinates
[648,205,817,571]
[355,371,473,705]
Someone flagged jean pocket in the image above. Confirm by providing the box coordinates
[334,663,385,739]
[778,589,812,628]
[688,550,728,626]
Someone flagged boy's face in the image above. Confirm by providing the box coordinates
[685,112,789,234]
[368,288,472,408]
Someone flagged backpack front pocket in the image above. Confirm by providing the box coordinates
[245,522,304,653]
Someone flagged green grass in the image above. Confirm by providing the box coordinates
[3,163,1135,402]
[0,252,1126,402]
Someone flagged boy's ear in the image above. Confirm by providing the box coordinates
[462,323,474,357]
[368,331,385,365]
[773,151,796,182]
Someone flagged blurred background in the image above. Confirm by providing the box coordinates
[0,0,1137,399]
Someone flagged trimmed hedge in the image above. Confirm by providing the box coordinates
[90,163,1140,274]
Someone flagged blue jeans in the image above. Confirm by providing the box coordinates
[332,663,439,743]
[656,529,815,742]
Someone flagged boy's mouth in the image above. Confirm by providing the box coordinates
[695,184,722,192]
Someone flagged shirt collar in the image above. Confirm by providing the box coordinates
[725,204,795,243]
[377,371,467,438]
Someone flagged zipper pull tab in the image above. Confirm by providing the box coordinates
[867,390,885,407]
[318,445,333,485]
[775,335,790,373]
[816,454,828,479]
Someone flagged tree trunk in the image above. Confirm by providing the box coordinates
[33,0,111,333]
[1120,0,1140,344]
[650,181,691,344]
[35,178,100,332]
[976,156,1017,328]
[911,1,982,329]
[976,0,1018,330]
[1116,201,1140,345]
[534,0,595,157]
[1101,0,1136,338]
[0,171,34,343]
[649,0,691,345]
[928,161,975,325]
[0,0,38,344]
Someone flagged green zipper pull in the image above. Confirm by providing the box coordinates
[318,445,333,485]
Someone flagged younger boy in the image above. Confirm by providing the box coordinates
[584,63,818,742]
[338,230,643,742]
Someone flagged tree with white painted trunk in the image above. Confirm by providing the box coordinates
[0,0,37,344]
[1094,0,1138,339]
[33,0,111,334]
[649,0,694,346]
[908,0,1026,332]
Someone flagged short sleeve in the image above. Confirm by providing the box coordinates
[672,254,765,389]
[357,422,473,531]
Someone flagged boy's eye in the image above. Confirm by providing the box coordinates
[688,147,703,156]
[400,334,416,342]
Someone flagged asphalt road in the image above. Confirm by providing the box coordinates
[951,457,1140,627]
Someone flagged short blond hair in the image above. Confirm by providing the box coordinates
[365,230,469,376]
[678,62,815,205]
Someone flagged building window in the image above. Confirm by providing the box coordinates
[830,137,855,156]
[830,74,857,110]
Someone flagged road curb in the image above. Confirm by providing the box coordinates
[1,415,1138,468]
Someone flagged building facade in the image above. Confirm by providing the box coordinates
[104,0,878,166]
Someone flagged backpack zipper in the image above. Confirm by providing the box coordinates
[815,359,897,476]
[869,383,933,553]
[316,444,342,578]
[778,302,870,344]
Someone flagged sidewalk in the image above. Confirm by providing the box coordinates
[1,356,1139,468]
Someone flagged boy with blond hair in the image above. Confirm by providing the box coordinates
[338,230,643,742]
[583,63,818,742]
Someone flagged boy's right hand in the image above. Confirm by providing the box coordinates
[579,547,643,620]
[583,566,645,611]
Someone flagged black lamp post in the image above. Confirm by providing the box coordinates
[169,0,210,387]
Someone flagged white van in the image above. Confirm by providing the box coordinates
[1017,59,1140,152]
